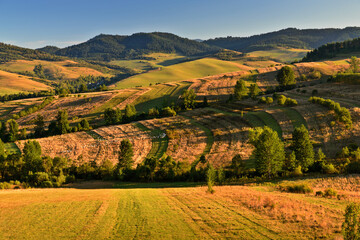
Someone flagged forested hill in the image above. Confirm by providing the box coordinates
[302,37,360,62]
[204,27,360,52]
[38,32,220,61]
[0,43,64,63]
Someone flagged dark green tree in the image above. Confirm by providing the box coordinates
[350,56,360,73]
[124,104,137,120]
[33,64,45,78]
[249,83,261,99]
[79,119,90,131]
[182,89,197,110]
[157,156,176,181]
[0,139,5,158]
[230,154,246,177]
[117,139,134,170]
[249,126,285,178]
[34,114,45,137]
[292,124,314,171]
[206,163,216,193]
[276,66,296,86]
[0,121,5,142]
[79,83,88,92]
[285,151,297,172]
[23,140,43,173]
[342,203,360,240]
[6,119,18,142]
[234,79,248,100]
[203,96,209,107]
[55,110,70,134]
[104,108,122,125]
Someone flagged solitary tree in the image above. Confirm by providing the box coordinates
[292,124,314,171]
[118,139,134,170]
[276,66,296,86]
[234,79,248,100]
[6,119,19,142]
[55,110,70,134]
[79,119,90,131]
[182,89,197,110]
[206,163,216,194]
[350,56,360,73]
[342,203,360,240]
[33,64,45,78]
[34,114,45,137]
[23,140,43,173]
[104,108,122,125]
[124,104,136,120]
[249,126,285,178]
[249,84,261,99]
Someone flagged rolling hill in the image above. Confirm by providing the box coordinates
[113,57,249,89]
[38,32,220,61]
[204,27,360,52]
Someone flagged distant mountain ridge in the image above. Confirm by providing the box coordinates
[204,27,360,52]
[38,32,220,61]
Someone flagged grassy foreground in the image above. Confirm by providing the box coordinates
[0,176,354,239]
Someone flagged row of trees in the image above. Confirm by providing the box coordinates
[103,89,198,126]
[309,96,352,128]
[234,79,261,100]
[248,125,327,178]
[0,109,91,142]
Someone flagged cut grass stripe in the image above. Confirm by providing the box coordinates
[246,111,282,137]
[134,122,168,160]
[281,107,308,129]
[134,83,191,113]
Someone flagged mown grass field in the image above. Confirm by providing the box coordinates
[114,58,244,89]
[133,82,191,113]
[0,70,52,94]
[0,60,109,80]
[248,47,310,62]
[0,176,354,239]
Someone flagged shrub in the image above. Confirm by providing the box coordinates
[285,98,298,106]
[278,183,313,194]
[266,97,273,104]
[0,182,12,189]
[324,188,337,198]
[322,163,337,174]
[342,203,360,240]
[315,191,324,197]
[40,180,53,188]
[258,97,266,104]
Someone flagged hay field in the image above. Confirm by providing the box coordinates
[0,176,356,239]
[0,60,109,80]
[0,70,51,95]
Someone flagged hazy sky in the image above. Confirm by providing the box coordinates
[1,0,360,49]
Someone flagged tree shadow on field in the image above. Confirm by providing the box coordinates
[65,180,204,189]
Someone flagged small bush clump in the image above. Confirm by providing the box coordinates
[278,183,313,194]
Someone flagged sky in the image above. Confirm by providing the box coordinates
[1,0,360,49]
